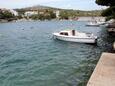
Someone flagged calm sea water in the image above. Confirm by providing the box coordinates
[0,20,114,86]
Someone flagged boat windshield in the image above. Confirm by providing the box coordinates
[60,32,68,36]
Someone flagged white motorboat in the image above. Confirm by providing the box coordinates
[97,21,106,25]
[86,17,106,26]
[53,30,97,44]
[86,22,100,26]
[86,21,106,26]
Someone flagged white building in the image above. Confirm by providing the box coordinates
[55,10,60,18]
[25,11,38,16]
[0,8,18,16]
[9,9,18,16]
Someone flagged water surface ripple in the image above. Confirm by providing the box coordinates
[0,21,113,86]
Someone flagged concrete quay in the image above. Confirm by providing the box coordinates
[87,53,115,86]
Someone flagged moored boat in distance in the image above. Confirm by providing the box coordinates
[53,30,97,44]
[86,17,106,27]
[86,21,106,27]
[86,21,100,27]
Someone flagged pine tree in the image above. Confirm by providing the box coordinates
[96,0,115,20]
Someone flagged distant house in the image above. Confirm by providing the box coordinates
[39,12,44,14]
[25,11,38,16]
[55,10,60,18]
[9,9,18,16]
[0,8,18,16]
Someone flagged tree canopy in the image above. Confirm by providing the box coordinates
[0,10,14,19]
[96,0,115,6]
[101,6,115,16]
[96,0,115,20]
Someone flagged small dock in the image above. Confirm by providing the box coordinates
[87,53,115,86]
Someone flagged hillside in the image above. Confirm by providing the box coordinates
[15,5,102,17]
[15,5,60,11]
[24,5,55,10]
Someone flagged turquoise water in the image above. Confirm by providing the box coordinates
[0,21,113,86]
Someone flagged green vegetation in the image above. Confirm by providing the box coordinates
[29,10,56,20]
[96,0,115,20]
[16,6,102,20]
[59,10,101,19]
[0,5,103,22]
[0,10,15,20]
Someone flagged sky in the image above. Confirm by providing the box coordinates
[0,0,106,10]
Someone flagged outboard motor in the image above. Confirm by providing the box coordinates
[72,30,75,36]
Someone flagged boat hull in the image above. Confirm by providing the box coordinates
[86,24,100,27]
[86,22,106,27]
[53,34,97,44]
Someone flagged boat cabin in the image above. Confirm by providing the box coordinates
[59,30,76,36]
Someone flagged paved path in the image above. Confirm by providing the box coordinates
[87,53,115,86]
